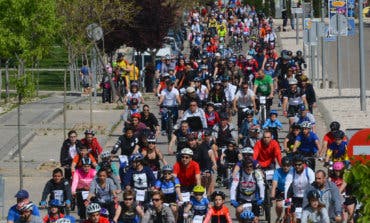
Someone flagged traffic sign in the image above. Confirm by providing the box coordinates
[347,128,370,164]
[328,0,348,36]
[324,25,337,42]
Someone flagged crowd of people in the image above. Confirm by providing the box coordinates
[7,1,359,223]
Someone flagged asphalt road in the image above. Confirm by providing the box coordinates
[322,23,370,89]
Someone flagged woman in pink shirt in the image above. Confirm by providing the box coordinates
[71,157,96,220]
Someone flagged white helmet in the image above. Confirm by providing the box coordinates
[289,78,298,85]
[56,219,71,223]
[86,203,101,214]
[300,121,312,129]
[19,202,34,212]
[181,148,193,156]
[100,151,111,159]
[241,147,254,154]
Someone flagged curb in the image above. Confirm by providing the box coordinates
[317,99,333,128]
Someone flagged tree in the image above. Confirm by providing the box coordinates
[344,160,370,222]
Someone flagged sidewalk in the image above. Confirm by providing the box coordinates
[277,19,370,130]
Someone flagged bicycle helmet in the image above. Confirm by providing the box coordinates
[100,151,111,159]
[82,157,92,166]
[19,202,34,212]
[270,110,278,116]
[296,50,303,56]
[147,134,156,143]
[131,113,141,119]
[211,191,226,200]
[130,81,138,87]
[299,104,306,111]
[293,154,305,164]
[291,123,301,130]
[282,156,291,166]
[180,148,193,156]
[206,101,214,107]
[288,78,298,85]
[130,153,144,162]
[162,165,173,172]
[193,185,206,193]
[186,86,195,93]
[161,73,170,78]
[100,208,109,217]
[300,121,312,129]
[84,129,95,136]
[49,199,62,207]
[332,130,345,139]
[86,203,101,214]
[56,218,71,223]
[194,77,202,82]
[214,79,222,84]
[219,112,229,120]
[333,161,345,171]
[244,109,254,116]
[130,98,139,105]
[330,121,340,132]
[227,138,237,146]
[307,190,321,200]
[241,147,254,155]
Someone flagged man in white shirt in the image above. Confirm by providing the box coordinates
[182,100,207,130]
[158,80,181,133]
[233,82,256,127]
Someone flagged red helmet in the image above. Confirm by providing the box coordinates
[131,113,141,120]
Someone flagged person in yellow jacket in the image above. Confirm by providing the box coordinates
[126,61,139,92]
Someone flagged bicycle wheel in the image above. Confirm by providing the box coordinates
[166,114,173,143]
[264,185,271,222]
[260,105,266,126]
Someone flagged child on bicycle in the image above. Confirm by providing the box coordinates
[219,139,240,188]
[262,110,282,141]
[70,145,97,173]
[203,191,232,223]
[301,190,330,223]
[42,200,65,223]
[183,186,209,221]
[325,130,350,168]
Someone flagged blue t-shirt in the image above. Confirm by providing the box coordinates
[7,204,40,222]
[80,66,89,76]
[272,167,292,191]
[262,118,282,129]
[296,132,319,154]
[155,177,180,203]
[190,197,209,215]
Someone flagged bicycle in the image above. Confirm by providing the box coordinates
[277,198,294,223]
[262,168,275,223]
[257,96,267,126]
[160,106,175,142]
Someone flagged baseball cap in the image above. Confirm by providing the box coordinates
[15,190,29,199]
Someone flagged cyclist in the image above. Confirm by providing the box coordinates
[111,126,139,157]
[173,148,201,192]
[42,200,65,223]
[157,79,181,135]
[230,158,265,223]
[294,104,316,133]
[183,186,209,222]
[253,69,274,115]
[293,50,307,70]
[181,99,208,129]
[232,82,257,128]
[203,191,233,223]
[219,138,240,188]
[60,130,82,181]
[212,113,238,148]
[325,130,350,168]
[122,153,156,193]
[142,135,168,179]
[113,189,144,223]
[15,202,42,223]
[262,110,283,141]
[320,121,346,159]
[8,190,40,223]
[86,169,117,220]
[168,120,190,155]
[40,168,72,210]
[301,190,330,223]
[222,76,237,114]
[239,109,260,146]
[124,82,144,106]
[71,157,96,220]
[205,102,221,129]
[283,123,301,159]
[122,98,141,124]
[140,104,160,137]
[179,87,201,116]
[84,203,109,223]
[282,78,308,126]
[292,121,321,170]
[194,77,209,108]
[96,151,120,191]
[142,191,175,223]
[284,154,315,222]
[303,170,342,223]
[271,157,292,221]
[70,145,97,173]
[300,75,317,114]
[81,130,102,161]
[253,130,282,169]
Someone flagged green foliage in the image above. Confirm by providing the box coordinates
[0,0,59,63]
[344,159,370,222]
[12,74,36,99]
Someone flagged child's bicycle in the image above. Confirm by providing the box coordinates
[276,198,294,223]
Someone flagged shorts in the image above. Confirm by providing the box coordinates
[275,189,284,200]
[344,196,357,206]
[287,105,300,117]
[290,197,303,213]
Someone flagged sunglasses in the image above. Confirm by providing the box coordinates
[164,172,172,175]
[152,198,161,202]
[294,163,303,166]
[182,156,191,159]
[245,165,253,168]
[124,197,133,201]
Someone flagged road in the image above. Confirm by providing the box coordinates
[321,23,370,89]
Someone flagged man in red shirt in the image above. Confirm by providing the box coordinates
[253,130,282,169]
[173,148,201,192]
[84,203,109,223]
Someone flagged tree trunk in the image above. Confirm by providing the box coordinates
[5,60,9,103]
[68,44,75,92]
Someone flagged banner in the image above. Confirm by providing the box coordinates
[328,0,348,36]
[347,0,356,36]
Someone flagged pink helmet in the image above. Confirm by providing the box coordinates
[333,161,344,171]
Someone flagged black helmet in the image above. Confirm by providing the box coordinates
[211,191,226,201]
[244,108,254,116]
[282,156,291,166]
[330,121,340,131]
[226,138,237,146]
[332,130,345,139]
[293,154,305,164]
[291,123,301,130]
[219,112,229,120]
[307,190,321,200]
[82,157,92,166]
[296,50,303,56]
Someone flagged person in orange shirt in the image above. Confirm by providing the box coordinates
[71,145,97,173]
[253,130,282,169]
[203,191,232,223]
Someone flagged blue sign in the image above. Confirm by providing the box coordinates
[324,26,337,42]
[347,18,355,36]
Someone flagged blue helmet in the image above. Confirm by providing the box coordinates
[130,153,144,162]
[270,110,278,116]
[49,199,62,207]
